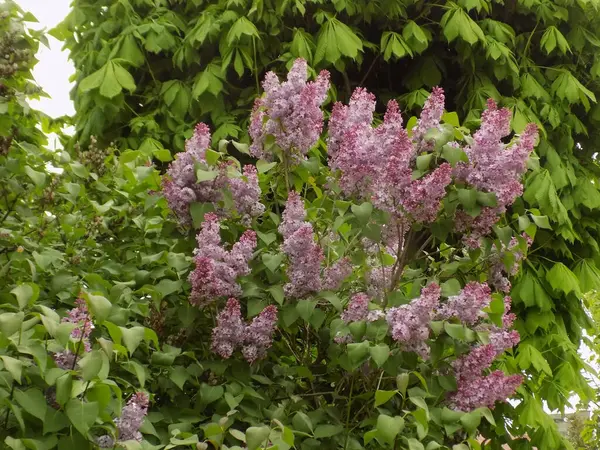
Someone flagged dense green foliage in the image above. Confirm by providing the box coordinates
[54,0,600,429]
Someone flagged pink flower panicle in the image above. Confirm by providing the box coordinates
[278,191,306,239]
[189,214,257,306]
[97,392,150,447]
[54,298,94,370]
[449,344,522,411]
[279,192,324,297]
[249,58,330,161]
[211,298,245,359]
[341,293,370,323]
[456,100,538,237]
[228,165,266,219]
[322,258,353,291]
[282,224,324,297]
[412,86,445,146]
[211,299,278,364]
[242,305,279,363]
[437,282,492,325]
[400,163,453,222]
[163,124,264,223]
[116,392,150,442]
[386,283,441,358]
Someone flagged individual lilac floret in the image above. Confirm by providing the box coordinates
[54,298,94,370]
[249,58,330,162]
[211,299,278,363]
[437,282,492,325]
[386,283,441,358]
[189,214,257,306]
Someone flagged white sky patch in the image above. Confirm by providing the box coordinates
[15,0,74,149]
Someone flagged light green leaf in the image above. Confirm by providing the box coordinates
[65,399,99,435]
[11,283,39,310]
[370,344,390,368]
[14,388,47,421]
[374,390,397,407]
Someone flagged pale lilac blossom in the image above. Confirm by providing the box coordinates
[437,282,492,325]
[249,58,330,161]
[211,299,278,363]
[322,258,352,290]
[97,392,150,447]
[341,293,370,323]
[53,298,93,370]
[386,283,441,358]
[189,214,257,306]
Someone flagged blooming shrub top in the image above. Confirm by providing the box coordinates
[157,58,538,448]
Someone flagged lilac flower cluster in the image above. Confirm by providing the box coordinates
[386,283,441,358]
[211,298,278,364]
[97,392,149,447]
[341,293,370,323]
[437,282,492,325]
[163,123,264,224]
[54,297,94,370]
[249,58,330,162]
[449,343,523,411]
[329,87,452,223]
[455,100,538,239]
[189,213,257,306]
[279,192,352,297]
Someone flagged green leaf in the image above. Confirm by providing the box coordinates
[199,383,223,405]
[11,283,39,310]
[314,424,343,438]
[296,300,317,322]
[120,326,146,355]
[444,322,467,341]
[87,294,112,322]
[347,341,370,368]
[531,215,551,229]
[55,373,73,406]
[0,356,23,383]
[14,388,47,421]
[0,312,24,337]
[65,399,99,435]
[441,279,461,297]
[370,344,390,368]
[416,154,434,171]
[546,263,580,296]
[351,202,373,224]
[190,202,216,228]
[25,166,46,187]
[256,159,277,173]
[441,144,468,165]
[458,188,477,209]
[375,390,397,407]
[376,414,405,446]
[268,285,285,305]
[79,66,105,92]
[113,62,137,92]
[246,426,270,450]
[79,350,104,381]
[262,253,284,273]
[407,439,425,450]
[196,169,219,182]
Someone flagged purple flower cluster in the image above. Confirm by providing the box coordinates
[163,123,264,224]
[249,58,330,162]
[437,282,492,325]
[97,392,150,447]
[455,100,538,238]
[211,298,278,364]
[386,283,441,358]
[278,192,353,297]
[341,293,370,323]
[328,87,452,223]
[54,298,94,370]
[189,214,257,306]
[449,344,523,411]
[322,258,353,291]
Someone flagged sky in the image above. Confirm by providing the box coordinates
[15,0,75,147]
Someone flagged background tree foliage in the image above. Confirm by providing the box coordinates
[53,0,600,432]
